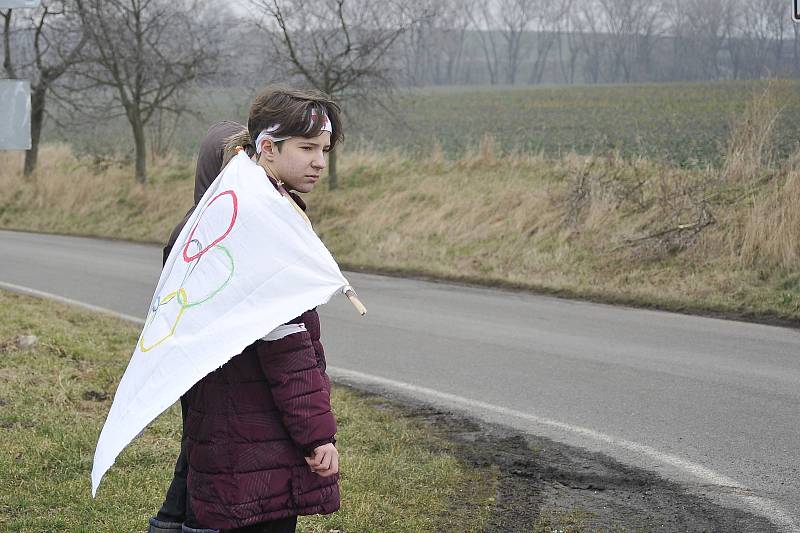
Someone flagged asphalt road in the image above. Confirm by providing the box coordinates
[1,229,799,532]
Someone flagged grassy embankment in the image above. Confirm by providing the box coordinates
[0,290,499,532]
[2,82,800,322]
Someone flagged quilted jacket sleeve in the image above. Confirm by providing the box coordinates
[255,328,336,454]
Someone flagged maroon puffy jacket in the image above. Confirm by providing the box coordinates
[183,309,339,528]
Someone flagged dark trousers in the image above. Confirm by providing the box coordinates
[157,397,193,524]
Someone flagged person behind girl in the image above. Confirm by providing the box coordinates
[148,121,246,533]
[148,86,344,533]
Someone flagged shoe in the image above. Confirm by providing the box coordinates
[148,517,183,533]
[181,524,220,533]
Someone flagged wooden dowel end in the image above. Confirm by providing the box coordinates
[344,289,367,316]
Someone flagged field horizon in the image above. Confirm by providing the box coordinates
[44,79,800,169]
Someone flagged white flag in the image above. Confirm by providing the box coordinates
[91,152,349,496]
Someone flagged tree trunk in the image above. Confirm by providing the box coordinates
[328,149,338,191]
[506,43,518,84]
[132,114,147,184]
[794,25,800,77]
[23,84,47,177]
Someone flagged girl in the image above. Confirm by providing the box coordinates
[149,86,344,533]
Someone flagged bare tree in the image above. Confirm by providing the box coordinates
[427,0,473,85]
[496,0,536,84]
[575,0,606,83]
[249,0,430,190]
[1,1,85,176]
[555,0,582,84]
[75,0,217,183]
[469,1,502,84]
[668,0,731,80]
[399,1,431,86]
[666,0,693,79]
[528,0,571,85]
[596,0,651,82]
[722,0,747,79]
[739,0,777,78]
[756,0,788,74]
[632,2,664,81]
[442,0,475,84]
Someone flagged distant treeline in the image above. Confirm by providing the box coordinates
[386,0,800,87]
[211,0,800,88]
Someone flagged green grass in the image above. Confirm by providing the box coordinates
[0,290,495,532]
[372,80,800,166]
[47,80,800,168]
[361,80,800,166]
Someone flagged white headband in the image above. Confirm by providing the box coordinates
[254,126,290,154]
[254,109,333,154]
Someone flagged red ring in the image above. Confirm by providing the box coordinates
[182,190,238,263]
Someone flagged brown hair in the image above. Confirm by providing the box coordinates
[244,85,342,152]
[221,86,343,168]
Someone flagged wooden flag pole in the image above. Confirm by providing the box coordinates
[344,287,367,316]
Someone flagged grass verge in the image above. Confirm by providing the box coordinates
[0,290,495,532]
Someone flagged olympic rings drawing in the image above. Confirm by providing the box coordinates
[139,189,239,353]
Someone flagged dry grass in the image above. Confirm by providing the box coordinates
[730,83,800,274]
[740,160,800,271]
[2,84,800,321]
[0,147,194,243]
[308,147,723,306]
[720,80,785,186]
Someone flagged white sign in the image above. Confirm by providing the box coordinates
[0,1,41,7]
[0,79,31,150]
[91,152,352,496]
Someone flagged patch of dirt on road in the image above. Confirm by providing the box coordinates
[349,387,777,532]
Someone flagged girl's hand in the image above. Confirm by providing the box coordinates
[305,443,339,477]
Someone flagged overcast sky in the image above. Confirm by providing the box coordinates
[221,1,251,16]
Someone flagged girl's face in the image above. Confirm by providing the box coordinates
[258,132,331,193]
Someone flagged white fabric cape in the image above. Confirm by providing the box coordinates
[91,152,349,496]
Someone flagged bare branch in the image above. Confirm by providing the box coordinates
[74,0,219,182]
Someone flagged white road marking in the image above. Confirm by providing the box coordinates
[0,281,145,325]
[1,280,796,532]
